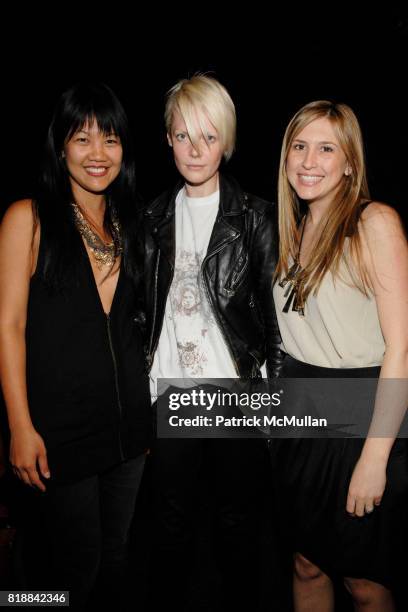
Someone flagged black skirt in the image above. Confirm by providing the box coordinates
[270,354,408,589]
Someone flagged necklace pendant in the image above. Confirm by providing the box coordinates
[279,263,306,316]
[292,292,305,316]
[278,262,300,288]
[282,287,296,313]
[280,214,309,317]
[283,282,294,298]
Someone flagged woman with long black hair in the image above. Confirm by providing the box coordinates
[0,82,150,608]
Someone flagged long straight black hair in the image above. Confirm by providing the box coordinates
[35,81,142,289]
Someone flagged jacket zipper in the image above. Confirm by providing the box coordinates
[201,237,241,377]
[106,313,125,461]
[229,257,249,290]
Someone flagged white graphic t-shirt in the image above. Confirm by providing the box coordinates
[150,187,237,399]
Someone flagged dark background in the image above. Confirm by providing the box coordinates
[1,10,407,609]
[1,10,407,224]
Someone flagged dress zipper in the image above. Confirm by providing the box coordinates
[106,313,125,461]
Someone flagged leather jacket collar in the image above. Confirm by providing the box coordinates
[144,173,248,267]
[145,173,248,218]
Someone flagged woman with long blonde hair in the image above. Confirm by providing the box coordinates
[272,100,408,611]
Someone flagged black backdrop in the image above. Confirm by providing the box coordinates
[1,10,408,609]
[1,11,407,224]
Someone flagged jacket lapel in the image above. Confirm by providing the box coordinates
[145,182,182,268]
[204,174,245,260]
[146,174,246,266]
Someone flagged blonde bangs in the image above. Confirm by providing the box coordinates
[164,75,236,160]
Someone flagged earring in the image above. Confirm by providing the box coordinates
[61,151,66,159]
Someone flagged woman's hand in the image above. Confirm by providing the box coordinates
[10,426,50,492]
[346,454,386,517]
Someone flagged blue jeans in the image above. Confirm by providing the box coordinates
[20,454,145,609]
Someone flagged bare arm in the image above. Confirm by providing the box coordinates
[346,202,408,516]
[0,200,50,491]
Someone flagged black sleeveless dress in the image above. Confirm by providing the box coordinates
[25,233,151,484]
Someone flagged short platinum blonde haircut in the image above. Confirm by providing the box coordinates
[164,74,236,161]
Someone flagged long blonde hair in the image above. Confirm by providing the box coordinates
[275,100,371,303]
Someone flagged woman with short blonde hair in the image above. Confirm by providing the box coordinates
[145,73,281,610]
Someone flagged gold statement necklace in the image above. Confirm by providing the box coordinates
[278,213,308,316]
[71,202,122,270]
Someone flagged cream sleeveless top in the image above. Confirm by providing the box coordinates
[273,256,385,368]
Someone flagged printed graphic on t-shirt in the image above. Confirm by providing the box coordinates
[150,187,237,394]
[169,247,216,375]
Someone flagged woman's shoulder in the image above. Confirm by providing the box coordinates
[359,201,404,238]
[1,199,36,227]
[0,200,40,262]
[0,200,40,277]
